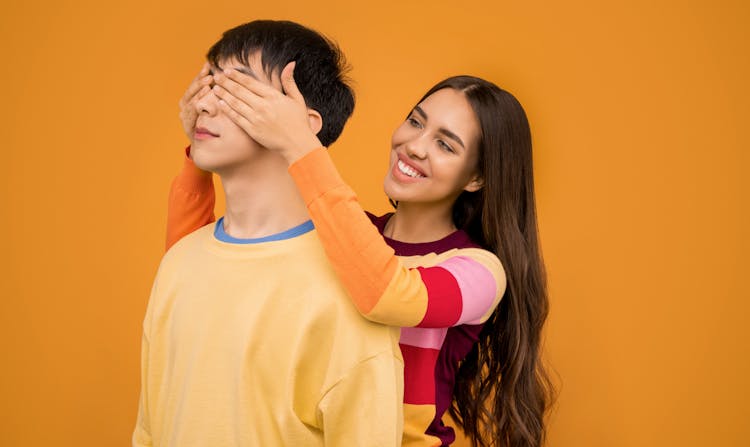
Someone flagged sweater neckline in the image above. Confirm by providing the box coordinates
[369,212,476,256]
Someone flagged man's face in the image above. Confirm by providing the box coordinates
[190,52,281,175]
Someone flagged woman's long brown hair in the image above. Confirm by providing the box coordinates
[417,76,554,447]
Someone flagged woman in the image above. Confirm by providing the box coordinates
[169,63,553,447]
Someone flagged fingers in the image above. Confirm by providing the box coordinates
[213,86,256,133]
[211,67,274,132]
[217,68,278,98]
[280,62,305,104]
[180,83,211,115]
[217,101,256,138]
[218,99,254,134]
[178,64,216,138]
[180,76,212,106]
[179,85,210,119]
[211,80,263,117]
[198,62,210,77]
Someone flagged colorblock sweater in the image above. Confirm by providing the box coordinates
[166,148,506,446]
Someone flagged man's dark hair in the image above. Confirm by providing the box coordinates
[207,20,355,147]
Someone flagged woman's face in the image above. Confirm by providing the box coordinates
[384,88,483,207]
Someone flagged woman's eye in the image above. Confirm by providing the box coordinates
[407,117,422,128]
[438,140,455,153]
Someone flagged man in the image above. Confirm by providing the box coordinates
[134,20,403,447]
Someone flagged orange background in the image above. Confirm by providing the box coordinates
[1,1,748,446]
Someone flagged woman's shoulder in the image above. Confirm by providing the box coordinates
[439,244,501,269]
[434,244,506,292]
[365,211,393,233]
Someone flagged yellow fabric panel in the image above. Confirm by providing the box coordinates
[402,403,442,447]
[365,265,430,327]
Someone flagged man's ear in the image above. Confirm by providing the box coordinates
[464,174,484,193]
[307,108,323,136]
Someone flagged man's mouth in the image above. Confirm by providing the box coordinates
[194,127,219,138]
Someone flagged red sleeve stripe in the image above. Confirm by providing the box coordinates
[400,343,440,405]
[416,266,463,328]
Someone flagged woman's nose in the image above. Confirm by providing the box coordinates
[404,137,427,159]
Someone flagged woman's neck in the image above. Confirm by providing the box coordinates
[385,202,456,243]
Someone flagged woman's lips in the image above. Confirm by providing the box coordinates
[391,158,426,183]
[396,154,427,177]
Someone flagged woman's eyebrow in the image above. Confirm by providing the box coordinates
[440,128,466,149]
[414,105,466,149]
[414,105,428,120]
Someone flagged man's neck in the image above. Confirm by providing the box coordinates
[218,153,309,240]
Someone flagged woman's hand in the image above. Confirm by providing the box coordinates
[212,62,323,164]
[178,63,213,141]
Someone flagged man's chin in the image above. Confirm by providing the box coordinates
[191,148,222,174]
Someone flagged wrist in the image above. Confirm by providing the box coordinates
[283,135,324,165]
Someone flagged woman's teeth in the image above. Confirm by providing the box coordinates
[397,160,424,178]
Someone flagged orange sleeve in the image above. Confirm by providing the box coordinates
[288,148,505,328]
[165,147,216,250]
[289,147,406,319]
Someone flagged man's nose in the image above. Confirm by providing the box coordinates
[195,90,218,116]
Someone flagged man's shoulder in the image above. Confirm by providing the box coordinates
[160,222,214,268]
[166,222,214,253]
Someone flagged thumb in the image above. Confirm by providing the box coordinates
[281,62,304,104]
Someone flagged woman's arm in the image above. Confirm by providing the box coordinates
[165,147,216,250]
[289,148,506,328]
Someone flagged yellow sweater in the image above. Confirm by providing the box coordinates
[133,223,404,446]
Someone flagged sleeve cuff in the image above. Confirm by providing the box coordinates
[288,147,346,206]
